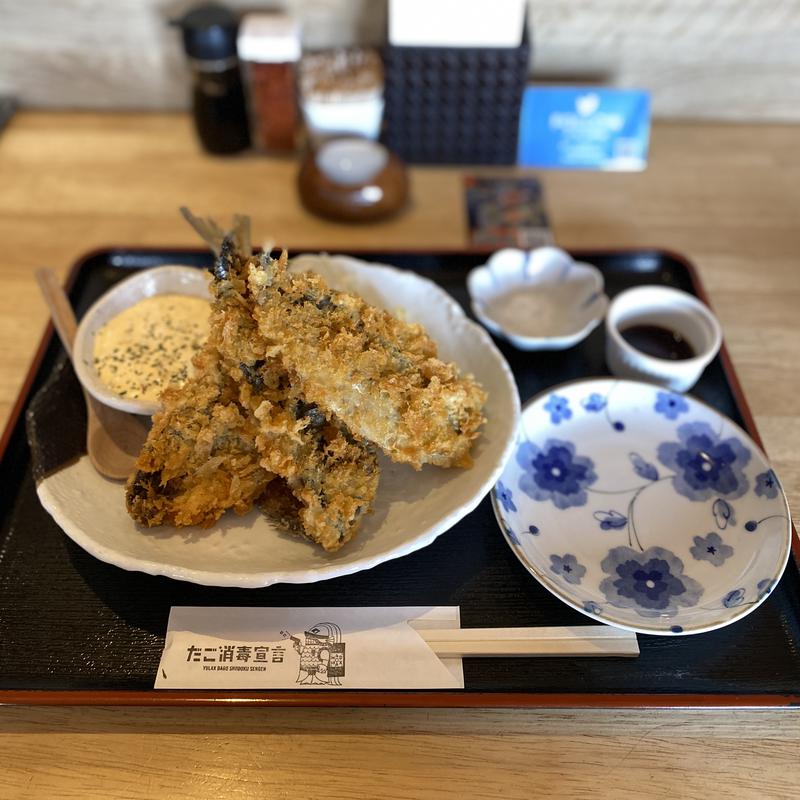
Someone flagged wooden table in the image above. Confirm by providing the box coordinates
[1,112,798,799]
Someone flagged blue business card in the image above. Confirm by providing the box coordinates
[517,87,651,171]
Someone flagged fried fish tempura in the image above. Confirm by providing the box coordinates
[211,233,379,551]
[125,344,272,528]
[126,216,274,528]
[126,205,484,549]
[243,365,380,550]
[172,210,379,551]
[247,255,487,469]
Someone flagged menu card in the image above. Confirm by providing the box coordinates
[155,606,464,690]
[517,87,651,171]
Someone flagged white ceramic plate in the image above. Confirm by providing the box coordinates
[491,378,792,635]
[38,255,521,588]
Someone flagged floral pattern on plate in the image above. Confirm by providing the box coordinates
[550,553,586,585]
[657,421,751,502]
[544,394,572,424]
[581,393,607,413]
[654,391,689,421]
[754,470,779,499]
[599,546,703,618]
[516,438,597,510]
[689,532,734,567]
[492,378,791,635]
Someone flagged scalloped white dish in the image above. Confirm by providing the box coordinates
[491,378,792,635]
[38,255,521,588]
[467,247,608,351]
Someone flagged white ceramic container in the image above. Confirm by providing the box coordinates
[73,265,211,416]
[605,286,722,392]
[467,247,609,351]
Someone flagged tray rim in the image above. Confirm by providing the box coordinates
[2,244,798,710]
[2,690,800,709]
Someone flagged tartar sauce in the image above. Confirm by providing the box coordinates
[93,294,210,403]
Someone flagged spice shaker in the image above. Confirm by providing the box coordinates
[237,13,301,153]
[171,4,250,155]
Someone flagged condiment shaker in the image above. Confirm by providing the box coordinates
[237,13,301,153]
[172,4,250,155]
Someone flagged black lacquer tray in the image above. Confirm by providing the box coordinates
[1,247,798,708]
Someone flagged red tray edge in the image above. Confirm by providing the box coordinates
[1,690,799,709]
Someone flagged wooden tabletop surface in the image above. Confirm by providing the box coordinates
[1,112,799,799]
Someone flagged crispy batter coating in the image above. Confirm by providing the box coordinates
[247,255,487,469]
[247,369,380,551]
[127,212,380,552]
[206,230,380,551]
[125,344,272,528]
[126,207,486,550]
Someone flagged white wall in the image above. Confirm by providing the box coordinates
[2,0,798,120]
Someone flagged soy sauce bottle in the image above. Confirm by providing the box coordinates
[172,4,250,154]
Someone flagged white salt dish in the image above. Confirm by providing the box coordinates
[605,285,722,392]
[73,266,211,416]
[467,247,609,351]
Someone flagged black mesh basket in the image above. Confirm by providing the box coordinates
[382,28,530,165]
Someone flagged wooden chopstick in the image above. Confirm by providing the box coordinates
[35,268,78,354]
[413,625,639,658]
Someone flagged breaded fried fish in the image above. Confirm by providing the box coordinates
[247,253,487,469]
[163,210,379,551]
[125,343,273,528]
[207,236,379,550]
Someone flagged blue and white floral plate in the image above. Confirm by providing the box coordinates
[492,378,792,635]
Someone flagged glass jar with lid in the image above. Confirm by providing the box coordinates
[237,13,301,153]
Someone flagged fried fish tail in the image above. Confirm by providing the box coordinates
[126,214,273,530]
[247,253,487,470]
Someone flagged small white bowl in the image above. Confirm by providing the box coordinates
[605,285,722,392]
[466,247,609,351]
[73,266,211,416]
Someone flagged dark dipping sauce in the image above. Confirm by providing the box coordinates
[620,324,696,361]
